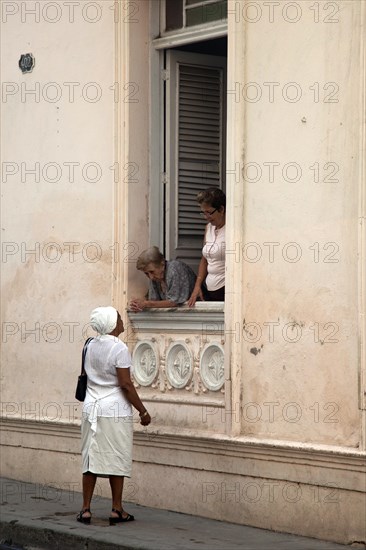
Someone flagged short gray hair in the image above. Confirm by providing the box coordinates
[136,246,164,270]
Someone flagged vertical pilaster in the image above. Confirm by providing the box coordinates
[225,2,247,436]
[359,1,366,450]
[112,0,130,316]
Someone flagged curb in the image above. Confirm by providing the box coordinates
[0,521,142,550]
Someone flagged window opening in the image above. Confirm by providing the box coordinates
[165,0,227,33]
[163,38,227,272]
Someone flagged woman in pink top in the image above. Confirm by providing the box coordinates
[188,187,226,306]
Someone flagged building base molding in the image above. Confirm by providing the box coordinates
[0,418,365,545]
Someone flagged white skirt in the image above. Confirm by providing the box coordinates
[81,415,133,477]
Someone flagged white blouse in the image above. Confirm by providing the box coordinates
[202,223,226,291]
[83,335,133,433]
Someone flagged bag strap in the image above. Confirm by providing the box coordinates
[80,337,93,375]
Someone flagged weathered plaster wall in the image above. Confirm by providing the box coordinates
[234,0,362,447]
[1,0,365,544]
[1,0,116,414]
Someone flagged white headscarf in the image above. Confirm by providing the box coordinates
[90,306,118,335]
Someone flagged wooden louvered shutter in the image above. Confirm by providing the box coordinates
[166,50,226,272]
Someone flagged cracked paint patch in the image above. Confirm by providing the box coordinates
[250,345,263,356]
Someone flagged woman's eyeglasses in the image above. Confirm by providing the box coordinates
[200,208,218,217]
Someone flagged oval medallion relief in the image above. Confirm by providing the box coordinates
[200,344,225,391]
[132,341,158,386]
[166,342,193,389]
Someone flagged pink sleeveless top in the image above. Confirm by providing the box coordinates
[202,223,225,291]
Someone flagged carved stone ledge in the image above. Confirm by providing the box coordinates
[129,306,226,394]
[128,303,224,332]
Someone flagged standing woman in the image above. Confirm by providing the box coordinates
[77,306,151,525]
[188,188,226,306]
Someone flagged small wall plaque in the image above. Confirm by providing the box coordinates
[19,53,35,74]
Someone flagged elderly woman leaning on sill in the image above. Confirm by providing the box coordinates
[129,246,197,312]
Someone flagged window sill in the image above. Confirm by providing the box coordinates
[128,302,224,330]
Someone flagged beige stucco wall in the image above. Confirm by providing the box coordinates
[1,0,117,415]
[1,0,365,544]
[0,0,151,415]
[226,0,364,447]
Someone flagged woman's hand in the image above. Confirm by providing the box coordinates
[117,369,151,426]
[188,286,204,307]
[129,299,146,312]
[139,411,151,426]
[189,257,208,307]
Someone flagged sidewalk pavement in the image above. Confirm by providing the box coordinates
[0,478,363,550]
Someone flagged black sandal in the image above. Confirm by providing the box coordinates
[76,508,91,524]
[109,508,135,525]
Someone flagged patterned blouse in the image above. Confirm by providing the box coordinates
[148,260,196,305]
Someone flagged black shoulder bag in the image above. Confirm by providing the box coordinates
[75,337,93,402]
